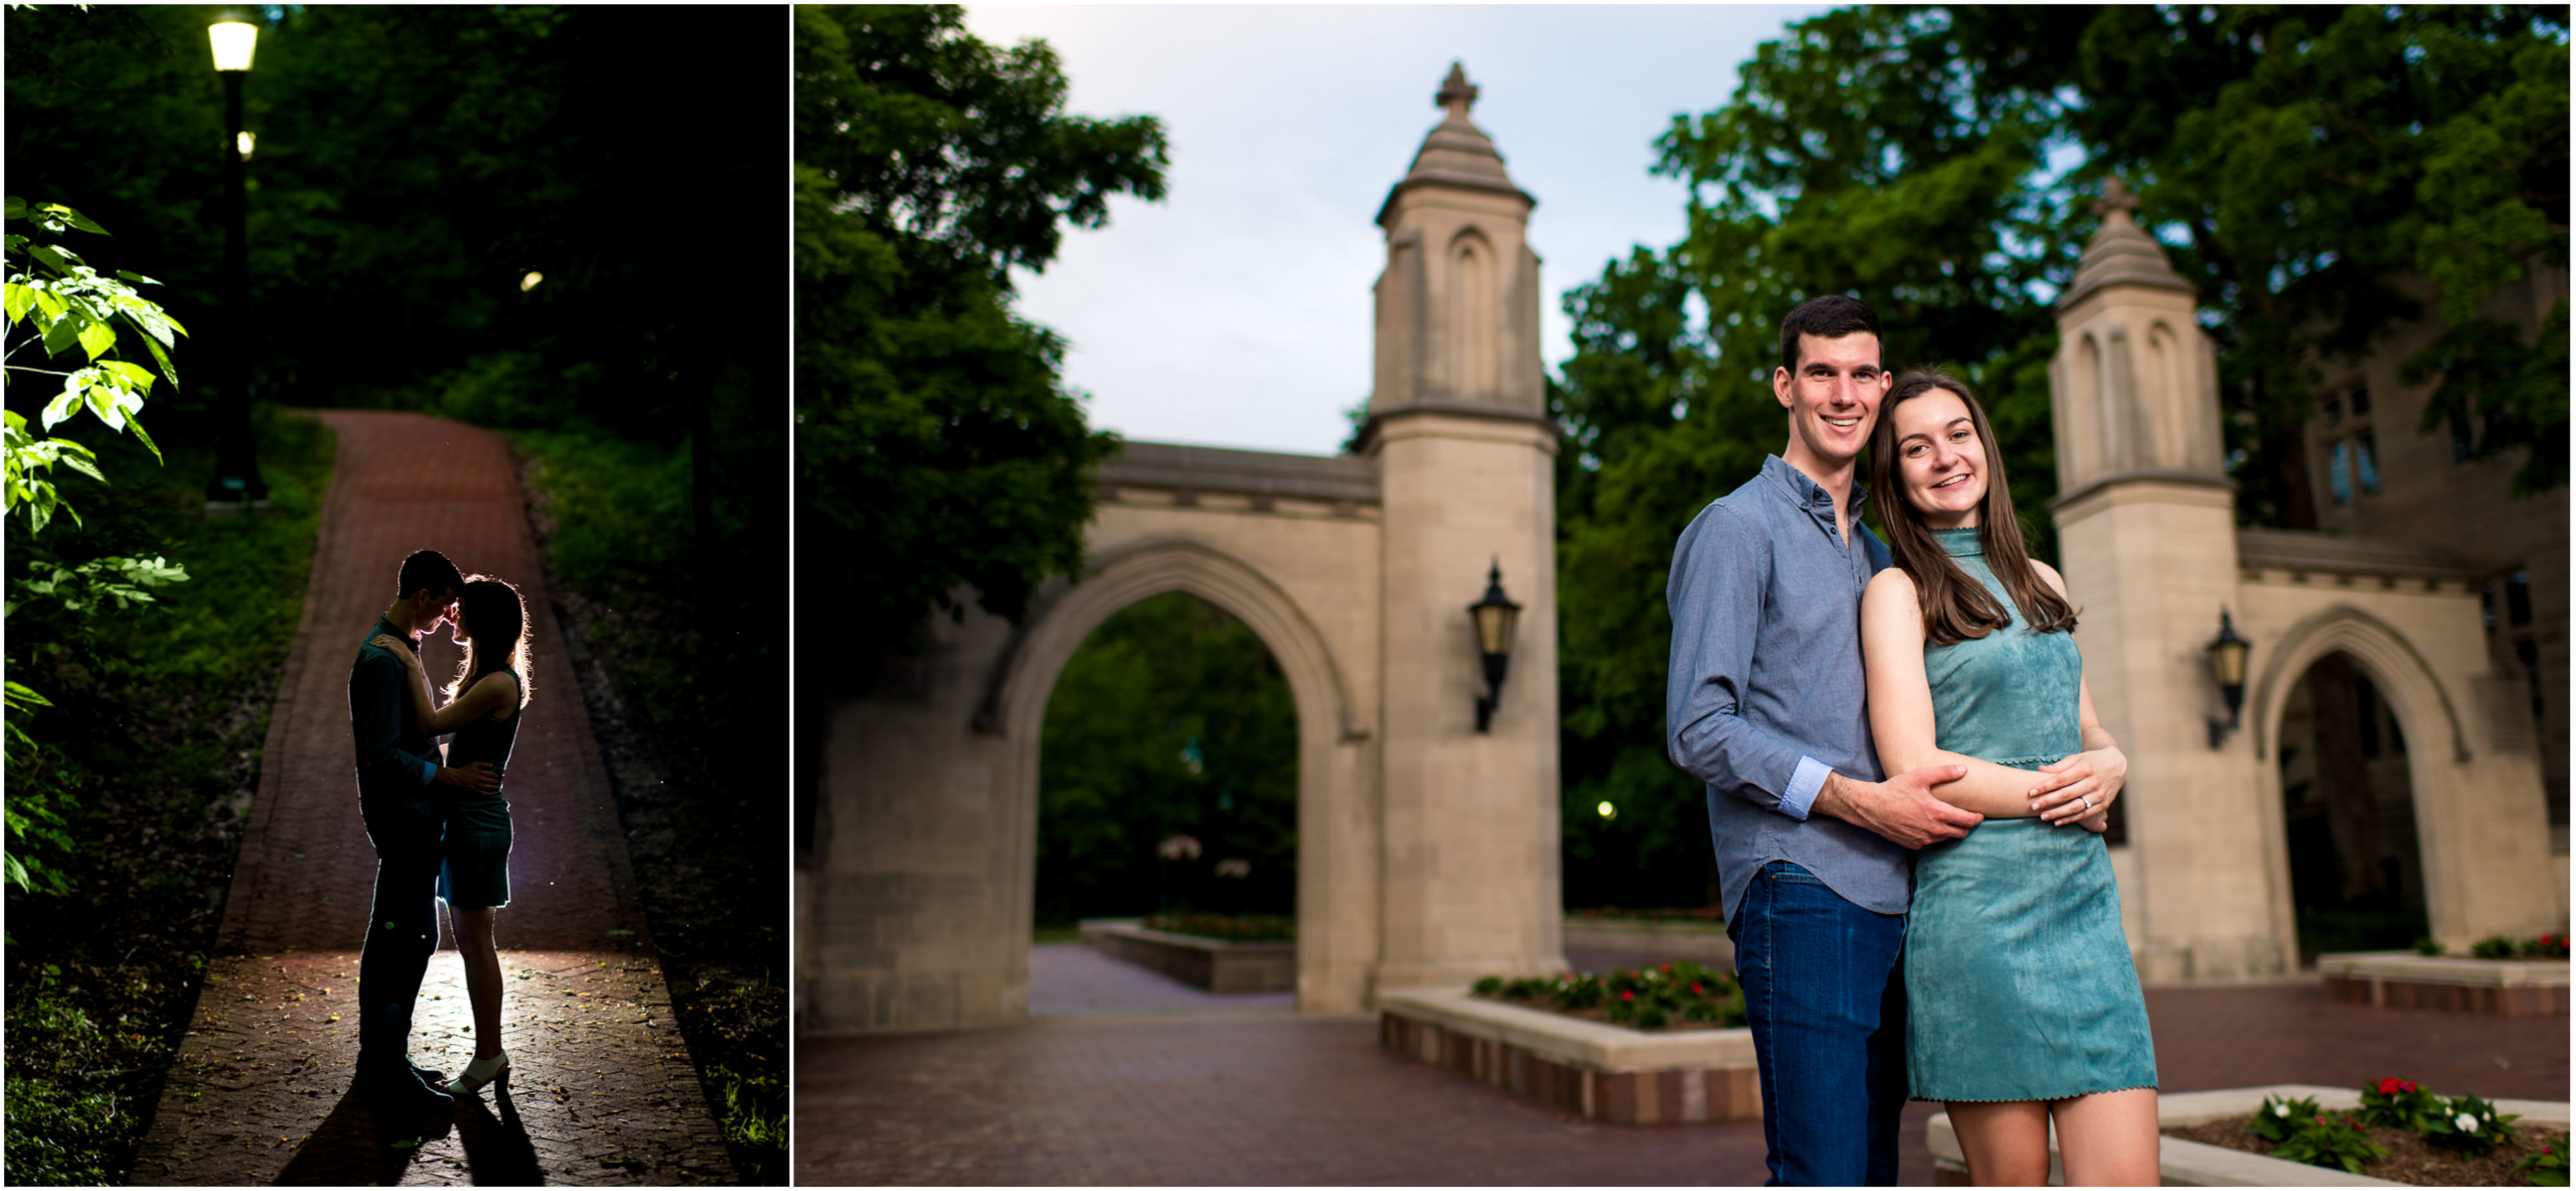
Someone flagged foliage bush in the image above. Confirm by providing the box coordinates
[2246,1092,2325,1143]
[2513,1140,2570,1186]
[1475,960,1746,1031]
[1037,592,1296,925]
[2271,1111,2388,1174]
[3,409,331,1185]
[2358,1076,2443,1133]
[2426,1092,2522,1159]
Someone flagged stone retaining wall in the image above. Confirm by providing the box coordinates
[1078,918,1296,993]
[2317,951,2570,1017]
[1377,989,1759,1125]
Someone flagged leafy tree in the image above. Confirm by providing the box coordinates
[1035,593,1296,924]
[793,3,1168,664]
[1551,5,2566,905]
[4,198,191,894]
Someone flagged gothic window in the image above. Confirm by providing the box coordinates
[1449,232,1497,397]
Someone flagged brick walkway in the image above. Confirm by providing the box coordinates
[800,952,2568,1185]
[133,411,734,1185]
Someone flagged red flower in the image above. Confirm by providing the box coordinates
[1622,990,1635,1002]
[2316,1116,2327,1125]
[1661,964,1673,973]
[1690,983,1705,995]
[2378,1076,2414,1094]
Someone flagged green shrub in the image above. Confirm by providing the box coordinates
[2512,1141,2569,1186]
[2425,1093,2521,1159]
[2359,1077,2442,1132]
[2247,1093,2324,1143]
[2475,936,2519,959]
[2414,936,2445,956]
[2271,1111,2387,1174]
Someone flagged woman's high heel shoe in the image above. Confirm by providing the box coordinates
[450,1049,510,1096]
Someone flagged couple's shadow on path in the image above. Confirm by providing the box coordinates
[275,1085,542,1186]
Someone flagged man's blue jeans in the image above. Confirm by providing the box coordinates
[1729,859,1909,1186]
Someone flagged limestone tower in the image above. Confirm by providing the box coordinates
[2049,180,2280,980]
[1358,64,1566,990]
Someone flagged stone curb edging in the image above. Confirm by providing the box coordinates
[1077,918,1296,993]
[2318,951,2571,1017]
[1378,989,1759,1125]
[1926,1083,2573,1186]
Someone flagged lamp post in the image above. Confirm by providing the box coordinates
[1468,559,1522,733]
[204,17,268,507]
[2205,609,2252,748]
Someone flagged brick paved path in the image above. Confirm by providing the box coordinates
[133,411,734,1185]
[802,957,2568,1184]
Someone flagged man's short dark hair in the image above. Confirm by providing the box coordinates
[396,550,464,601]
[1778,294,1884,373]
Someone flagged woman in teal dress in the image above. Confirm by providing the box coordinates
[374,574,529,1098]
[1859,371,2159,1185]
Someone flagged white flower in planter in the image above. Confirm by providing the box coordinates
[2457,1112,2480,1133]
[2275,1104,2291,1118]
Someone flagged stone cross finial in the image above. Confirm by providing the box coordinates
[1435,62,1479,120]
[2094,176,2140,219]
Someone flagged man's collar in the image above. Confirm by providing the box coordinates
[1763,454,1870,512]
[374,614,420,656]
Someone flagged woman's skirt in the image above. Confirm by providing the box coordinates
[439,795,513,910]
[1906,816,2156,1102]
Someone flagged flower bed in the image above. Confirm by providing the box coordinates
[1139,912,1294,942]
[1472,960,1747,1031]
[2157,1080,2568,1187]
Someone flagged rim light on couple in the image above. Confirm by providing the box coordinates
[1669,295,2157,1185]
[348,549,533,1112]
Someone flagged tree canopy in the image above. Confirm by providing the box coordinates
[794,3,1168,667]
[1555,5,2568,903]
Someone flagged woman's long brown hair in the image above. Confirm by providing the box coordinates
[1868,370,2077,646]
[446,574,534,709]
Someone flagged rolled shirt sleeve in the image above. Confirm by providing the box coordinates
[1665,503,1824,817]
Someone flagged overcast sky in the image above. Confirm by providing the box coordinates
[961,5,1829,456]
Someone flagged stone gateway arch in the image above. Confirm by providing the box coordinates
[800,66,1569,1031]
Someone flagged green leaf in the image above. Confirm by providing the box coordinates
[123,415,163,465]
[75,314,115,361]
[37,203,106,234]
[25,243,77,274]
[100,359,155,394]
[30,286,67,321]
[3,283,30,324]
[138,333,180,389]
[2,196,25,221]
[113,270,163,286]
[39,311,79,357]
[39,389,80,431]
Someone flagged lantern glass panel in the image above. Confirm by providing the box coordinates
[2210,638,2249,686]
[1475,603,1515,656]
[209,21,258,71]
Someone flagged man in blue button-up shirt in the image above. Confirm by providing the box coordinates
[1666,295,1977,1185]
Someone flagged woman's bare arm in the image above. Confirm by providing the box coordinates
[367,635,516,735]
[420,671,516,734]
[1862,570,2062,818]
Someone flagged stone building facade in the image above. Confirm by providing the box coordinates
[2047,188,2567,980]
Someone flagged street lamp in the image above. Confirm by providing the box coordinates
[2204,609,2252,749]
[1468,559,1522,733]
[204,17,268,507]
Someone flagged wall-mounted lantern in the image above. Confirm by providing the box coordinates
[1470,558,1521,733]
[2204,608,2251,749]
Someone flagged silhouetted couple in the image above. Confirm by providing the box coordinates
[349,549,533,1112]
